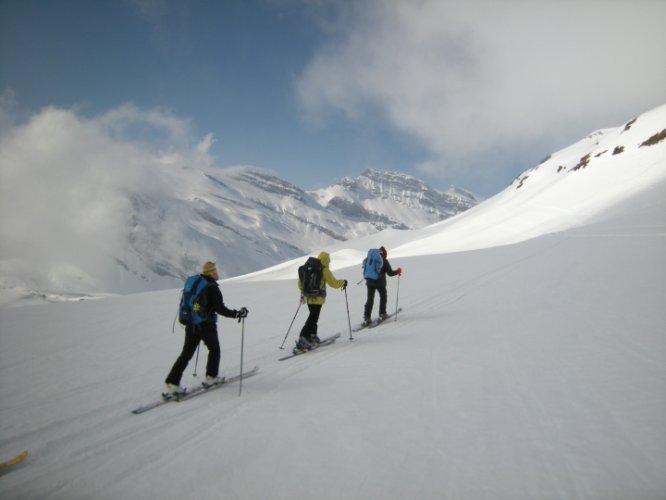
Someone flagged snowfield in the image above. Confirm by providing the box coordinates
[1,106,665,499]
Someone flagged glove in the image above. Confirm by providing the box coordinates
[396,268,402,276]
[236,307,249,319]
[342,279,348,290]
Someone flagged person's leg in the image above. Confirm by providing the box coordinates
[378,285,388,317]
[302,304,322,339]
[297,304,322,349]
[200,327,221,378]
[364,283,376,321]
[165,326,200,386]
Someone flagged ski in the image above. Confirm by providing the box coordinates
[353,308,402,332]
[132,365,259,414]
[279,333,341,361]
[367,308,402,328]
[0,450,28,470]
[173,365,259,402]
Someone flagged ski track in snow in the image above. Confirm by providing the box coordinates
[1,204,665,499]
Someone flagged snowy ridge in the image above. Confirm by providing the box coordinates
[0,166,475,299]
[312,168,480,231]
[391,104,666,257]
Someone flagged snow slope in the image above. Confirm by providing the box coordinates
[1,105,665,499]
[1,168,665,498]
[391,104,666,258]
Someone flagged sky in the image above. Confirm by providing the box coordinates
[1,0,665,196]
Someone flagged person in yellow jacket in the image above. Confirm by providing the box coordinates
[296,251,347,351]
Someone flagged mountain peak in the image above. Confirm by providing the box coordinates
[313,169,479,231]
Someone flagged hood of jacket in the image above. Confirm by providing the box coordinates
[317,251,331,267]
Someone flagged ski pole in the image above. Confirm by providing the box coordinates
[395,274,401,321]
[344,287,353,341]
[279,299,303,349]
[172,308,178,333]
[172,290,183,333]
[239,316,245,397]
[193,343,201,376]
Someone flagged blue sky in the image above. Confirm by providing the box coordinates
[1,0,665,196]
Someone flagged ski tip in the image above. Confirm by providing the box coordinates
[0,450,28,469]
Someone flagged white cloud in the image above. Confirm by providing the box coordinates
[0,102,215,290]
[297,0,666,179]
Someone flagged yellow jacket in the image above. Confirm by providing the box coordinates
[297,251,346,305]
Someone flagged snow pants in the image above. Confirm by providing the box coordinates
[165,323,221,385]
[364,280,387,320]
[299,303,322,340]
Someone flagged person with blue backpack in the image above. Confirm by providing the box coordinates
[362,246,402,326]
[164,261,248,396]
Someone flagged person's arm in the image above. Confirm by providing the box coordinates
[208,284,239,318]
[323,267,347,289]
[384,259,401,277]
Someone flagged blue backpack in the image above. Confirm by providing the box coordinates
[362,248,383,280]
[178,275,212,326]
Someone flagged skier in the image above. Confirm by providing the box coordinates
[296,251,347,352]
[362,246,402,326]
[165,261,248,395]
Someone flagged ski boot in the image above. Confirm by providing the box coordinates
[163,383,187,400]
[294,336,314,354]
[202,375,225,388]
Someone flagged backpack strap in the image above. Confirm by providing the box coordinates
[192,276,215,324]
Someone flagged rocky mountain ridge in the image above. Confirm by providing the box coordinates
[0,167,478,295]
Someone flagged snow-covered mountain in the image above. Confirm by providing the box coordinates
[228,103,666,284]
[2,103,664,301]
[120,168,478,292]
[312,168,480,231]
[0,165,476,297]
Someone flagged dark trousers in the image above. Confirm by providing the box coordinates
[165,324,220,385]
[364,281,387,319]
[299,303,322,340]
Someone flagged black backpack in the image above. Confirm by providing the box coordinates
[298,257,324,298]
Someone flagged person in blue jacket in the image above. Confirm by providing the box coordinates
[363,246,401,326]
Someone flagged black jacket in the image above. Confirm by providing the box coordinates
[198,275,238,329]
[367,259,399,288]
